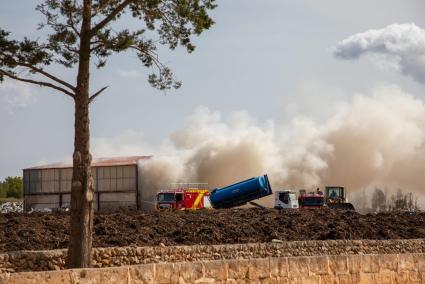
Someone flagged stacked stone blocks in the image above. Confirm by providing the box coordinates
[1,239,425,273]
[1,253,425,283]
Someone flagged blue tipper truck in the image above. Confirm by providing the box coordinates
[209,175,273,209]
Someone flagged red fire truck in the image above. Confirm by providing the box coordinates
[156,183,211,210]
[298,189,325,209]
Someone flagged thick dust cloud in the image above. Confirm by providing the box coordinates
[321,86,425,191]
[138,85,425,208]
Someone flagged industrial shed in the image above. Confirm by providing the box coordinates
[23,156,151,211]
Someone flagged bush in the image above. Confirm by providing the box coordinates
[1,176,23,199]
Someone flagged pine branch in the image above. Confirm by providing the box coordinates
[90,0,133,36]
[19,63,76,92]
[89,86,108,103]
[91,0,115,17]
[0,70,75,99]
[67,5,81,37]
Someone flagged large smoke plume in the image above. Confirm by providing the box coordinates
[130,85,425,208]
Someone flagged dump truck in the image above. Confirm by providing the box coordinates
[274,190,299,209]
[209,175,273,209]
[324,186,355,210]
[156,183,211,210]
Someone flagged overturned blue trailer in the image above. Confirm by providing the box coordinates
[209,175,273,209]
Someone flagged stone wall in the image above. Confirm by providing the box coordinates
[1,239,425,273]
[2,253,425,283]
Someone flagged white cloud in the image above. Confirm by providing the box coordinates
[0,80,37,113]
[334,23,425,84]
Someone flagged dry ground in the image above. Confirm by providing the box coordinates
[1,208,424,252]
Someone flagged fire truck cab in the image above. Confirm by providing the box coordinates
[156,184,211,210]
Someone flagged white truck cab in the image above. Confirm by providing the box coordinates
[274,190,299,209]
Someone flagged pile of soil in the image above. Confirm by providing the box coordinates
[1,208,424,253]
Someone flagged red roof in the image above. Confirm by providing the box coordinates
[24,156,152,170]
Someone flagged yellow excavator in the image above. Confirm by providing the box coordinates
[324,186,355,210]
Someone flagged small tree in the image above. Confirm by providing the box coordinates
[387,188,420,211]
[371,187,386,212]
[0,0,216,268]
[3,176,24,199]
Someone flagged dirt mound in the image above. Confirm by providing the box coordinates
[1,208,424,252]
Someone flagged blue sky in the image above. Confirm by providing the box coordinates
[1,0,425,181]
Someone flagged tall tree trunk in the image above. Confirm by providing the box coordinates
[67,0,93,268]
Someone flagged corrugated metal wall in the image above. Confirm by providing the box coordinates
[24,165,138,211]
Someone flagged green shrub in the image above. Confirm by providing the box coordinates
[1,176,23,199]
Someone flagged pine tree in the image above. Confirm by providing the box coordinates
[0,0,216,268]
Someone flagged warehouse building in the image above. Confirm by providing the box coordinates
[23,156,151,211]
